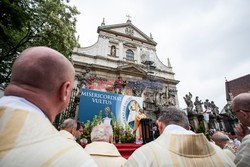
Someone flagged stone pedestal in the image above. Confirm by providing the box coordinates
[188,113,199,130]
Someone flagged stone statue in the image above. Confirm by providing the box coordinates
[110,46,116,56]
[204,99,211,111]
[158,91,167,106]
[133,88,143,97]
[154,92,161,106]
[210,101,219,116]
[132,81,145,97]
[114,77,125,94]
[158,88,176,107]
[168,89,176,106]
[194,96,203,114]
[144,91,154,103]
[183,92,194,114]
[224,101,235,119]
[76,68,91,89]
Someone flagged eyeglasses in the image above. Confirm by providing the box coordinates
[232,109,250,115]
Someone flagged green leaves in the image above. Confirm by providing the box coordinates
[81,110,135,143]
[0,0,80,86]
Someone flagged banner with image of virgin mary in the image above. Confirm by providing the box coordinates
[78,88,143,129]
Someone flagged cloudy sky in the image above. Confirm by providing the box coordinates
[69,0,250,110]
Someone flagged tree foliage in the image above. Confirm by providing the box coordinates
[0,0,80,86]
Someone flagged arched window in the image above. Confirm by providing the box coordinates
[126,49,134,60]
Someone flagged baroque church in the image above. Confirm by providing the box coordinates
[72,18,179,120]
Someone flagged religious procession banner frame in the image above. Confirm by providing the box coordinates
[78,88,143,129]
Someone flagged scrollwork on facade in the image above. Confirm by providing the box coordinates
[76,68,91,90]
[114,77,126,94]
[109,38,119,44]
[125,25,134,36]
[168,88,176,106]
[132,80,145,97]
[144,91,154,103]
[99,34,109,39]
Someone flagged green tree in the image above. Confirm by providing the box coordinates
[0,0,80,86]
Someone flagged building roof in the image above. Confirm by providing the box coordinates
[97,19,157,46]
[225,74,250,101]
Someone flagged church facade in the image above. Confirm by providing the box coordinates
[72,18,179,120]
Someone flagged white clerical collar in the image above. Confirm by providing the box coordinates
[0,96,46,118]
[163,124,195,135]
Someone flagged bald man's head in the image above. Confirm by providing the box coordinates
[5,46,75,122]
[232,93,250,126]
[232,93,250,113]
[10,46,75,93]
[211,131,230,149]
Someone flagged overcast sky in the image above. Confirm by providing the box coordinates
[69,0,250,110]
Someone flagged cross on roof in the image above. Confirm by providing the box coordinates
[126,14,132,20]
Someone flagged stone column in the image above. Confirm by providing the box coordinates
[136,46,140,63]
[119,42,123,60]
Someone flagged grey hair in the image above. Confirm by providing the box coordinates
[158,107,189,130]
[60,118,77,130]
[91,124,113,142]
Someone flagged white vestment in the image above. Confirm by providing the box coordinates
[0,96,97,167]
[85,141,126,167]
[124,125,235,167]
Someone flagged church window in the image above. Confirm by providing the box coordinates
[126,49,134,60]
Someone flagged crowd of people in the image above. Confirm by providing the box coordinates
[0,46,249,167]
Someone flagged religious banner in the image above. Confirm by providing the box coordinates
[78,88,143,129]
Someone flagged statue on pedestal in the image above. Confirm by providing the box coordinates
[183,92,194,114]
[168,89,176,106]
[224,102,235,119]
[210,101,219,116]
[110,45,116,56]
[194,96,203,114]
[203,99,211,111]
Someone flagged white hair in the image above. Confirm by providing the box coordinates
[60,118,77,130]
[91,124,113,142]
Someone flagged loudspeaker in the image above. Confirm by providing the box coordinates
[141,118,153,144]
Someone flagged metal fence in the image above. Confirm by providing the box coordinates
[53,87,79,129]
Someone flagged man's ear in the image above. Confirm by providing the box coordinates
[157,121,165,134]
[59,81,71,101]
[109,136,113,143]
[241,110,249,119]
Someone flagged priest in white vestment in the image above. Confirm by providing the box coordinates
[0,47,97,167]
[124,107,235,167]
[85,124,126,167]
